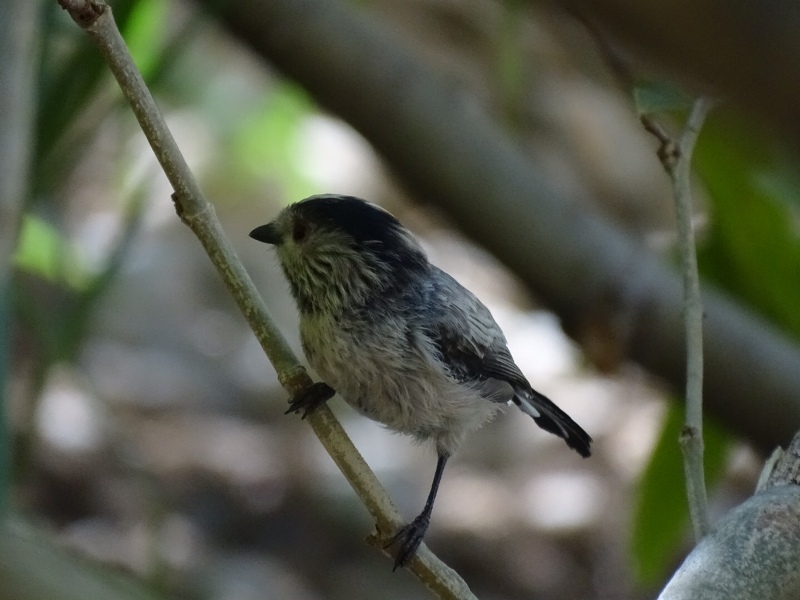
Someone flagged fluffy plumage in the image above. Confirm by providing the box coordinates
[250,193,591,568]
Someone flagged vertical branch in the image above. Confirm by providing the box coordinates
[594,7,714,537]
[586,31,713,534]
[56,1,478,597]
[644,98,714,540]
[674,97,714,540]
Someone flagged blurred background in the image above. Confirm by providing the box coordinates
[2,0,800,599]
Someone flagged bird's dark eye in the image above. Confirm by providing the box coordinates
[292,221,309,243]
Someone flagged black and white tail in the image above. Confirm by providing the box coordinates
[516,389,592,458]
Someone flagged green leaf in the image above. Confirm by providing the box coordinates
[634,80,692,116]
[122,0,168,79]
[12,215,88,291]
[695,117,800,340]
[631,403,730,586]
[13,216,63,283]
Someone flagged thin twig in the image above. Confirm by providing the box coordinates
[645,98,714,540]
[675,97,714,541]
[56,0,477,597]
[590,0,714,536]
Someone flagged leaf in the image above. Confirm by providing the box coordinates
[12,215,88,291]
[694,116,800,340]
[13,216,64,284]
[122,0,168,79]
[634,80,692,116]
[631,403,730,586]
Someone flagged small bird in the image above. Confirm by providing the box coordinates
[250,194,591,570]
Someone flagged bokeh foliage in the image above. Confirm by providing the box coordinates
[696,118,800,339]
[4,0,800,598]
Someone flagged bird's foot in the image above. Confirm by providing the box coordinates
[385,513,431,571]
[285,382,335,419]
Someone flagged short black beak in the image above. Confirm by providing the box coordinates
[249,223,282,245]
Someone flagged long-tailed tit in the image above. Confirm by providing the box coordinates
[250,194,591,570]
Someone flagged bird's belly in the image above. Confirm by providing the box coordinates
[302,323,417,425]
[300,317,501,452]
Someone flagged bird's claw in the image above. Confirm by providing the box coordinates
[385,514,430,571]
[285,382,335,419]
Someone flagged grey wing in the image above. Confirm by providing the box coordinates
[428,312,527,403]
[423,269,592,458]
[422,269,527,402]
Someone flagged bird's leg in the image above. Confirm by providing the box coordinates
[386,453,449,571]
[285,381,336,419]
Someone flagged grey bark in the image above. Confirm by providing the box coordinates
[659,432,800,600]
[198,0,800,451]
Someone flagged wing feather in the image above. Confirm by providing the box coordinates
[422,268,592,458]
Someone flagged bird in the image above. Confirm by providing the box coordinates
[249,194,592,570]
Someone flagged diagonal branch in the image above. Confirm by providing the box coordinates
[56,1,477,597]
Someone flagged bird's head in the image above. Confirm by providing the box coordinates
[250,194,429,313]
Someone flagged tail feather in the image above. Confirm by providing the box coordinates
[516,389,592,458]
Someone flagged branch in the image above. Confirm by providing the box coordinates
[644,98,714,540]
[56,1,477,597]
[673,98,714,540]
[658,431,800,599]
[197,0,800,451]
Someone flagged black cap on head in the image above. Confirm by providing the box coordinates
[293,195,402,246]
[294,194,429,273]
